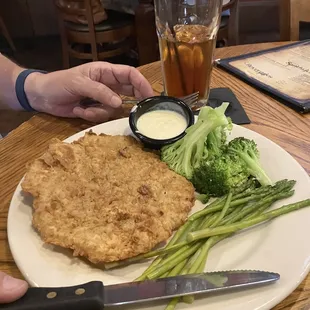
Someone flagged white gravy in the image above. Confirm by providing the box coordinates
[136,110,187,140]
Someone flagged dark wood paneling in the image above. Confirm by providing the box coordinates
[0,0,34,38]
[239,0,279,33]
[0,0,280,39]
[27,0,59,36]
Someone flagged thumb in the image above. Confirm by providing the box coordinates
[0,272,28,304]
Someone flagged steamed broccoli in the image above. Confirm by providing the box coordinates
[196,193,210,204]
[161,102,231,180]
[191,137,272,197]
[206,131,223,159]
[191,152,251,197]
[204,114,232,159]
[226,137,272,186]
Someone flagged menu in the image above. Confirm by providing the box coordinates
[216,41,310,113]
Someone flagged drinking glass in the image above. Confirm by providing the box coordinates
[154,0,222,109]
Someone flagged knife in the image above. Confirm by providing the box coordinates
[0,270,279,310]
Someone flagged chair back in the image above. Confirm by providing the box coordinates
[280,0,310,41]
[54,0,99,60]
[218,0,239,46]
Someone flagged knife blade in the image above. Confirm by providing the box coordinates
[0,270,279,310]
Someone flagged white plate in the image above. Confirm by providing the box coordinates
[8,118,310,310]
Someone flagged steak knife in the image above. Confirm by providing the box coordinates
[0,270,279,310]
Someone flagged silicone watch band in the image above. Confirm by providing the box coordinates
[15,69,47,112]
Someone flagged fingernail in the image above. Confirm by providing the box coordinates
[3,275,26,291]
[111,96,122,108]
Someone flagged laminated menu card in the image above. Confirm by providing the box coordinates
[216,40,310,113]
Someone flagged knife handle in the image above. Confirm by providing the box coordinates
[0,281,104,310]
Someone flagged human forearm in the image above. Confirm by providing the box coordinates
[0,53,24,110]
[0,54,46,112]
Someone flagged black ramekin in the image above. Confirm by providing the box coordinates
[129,96,194,149]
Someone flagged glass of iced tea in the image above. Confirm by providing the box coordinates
[154,0,222,109]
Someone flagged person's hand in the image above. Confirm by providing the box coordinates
[0,272,28,303]
[25,62,154,123]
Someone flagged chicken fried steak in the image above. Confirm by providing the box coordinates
[22,132,195,263]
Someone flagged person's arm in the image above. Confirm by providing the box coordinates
[0,53,25,110]
[0,53,154,122]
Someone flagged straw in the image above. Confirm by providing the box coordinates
[166,0,187,95]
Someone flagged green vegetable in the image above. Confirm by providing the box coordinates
[206,121,231,158]
[165,187,274,310]
[191,136,273,197]
[187,198,310,242]
[191,152,251,197]
[132,180,310,310]
[189,179,294,222]
[211,192,233,227]
[226,137,272,186]
[146,243,202,279]
[161,102,231,180]
[196,193,210,204]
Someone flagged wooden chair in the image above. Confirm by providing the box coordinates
[279,0,310,41]
[0,15,16,52]
[134,0,158,66]
[54,0,135,68]
[217,0,240,46]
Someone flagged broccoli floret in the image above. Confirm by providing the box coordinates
[205,116,232,159]
[196,193,210,204]
[226,137,272,186]
[206,131,221,158]
[191,153,251,197]
[161,102,230,180]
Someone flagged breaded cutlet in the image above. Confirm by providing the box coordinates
[21,131,195,263]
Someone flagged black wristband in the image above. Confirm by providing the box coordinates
[15,69,47,112]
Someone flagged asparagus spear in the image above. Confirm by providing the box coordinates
[141,183,296,279]
[190,179,295,222]
[146,242,202,279]
[137,210,223,280]
[223,190,294,224]
[232,179,292,200]
[168,195,255,308]
[165,248,206,309]
[168,194,255,308]
[141,182,295,278]
[146,211,225,279]
[188,198,310,241]
[139,180,301,309]
[212,192,232,227]
[189,186,278,222]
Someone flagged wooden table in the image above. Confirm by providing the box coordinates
[0,42,309,309]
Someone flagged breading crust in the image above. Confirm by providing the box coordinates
[22,132,195,263]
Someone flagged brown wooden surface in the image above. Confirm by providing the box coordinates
[0,42,309,308]
[279,0,310,41]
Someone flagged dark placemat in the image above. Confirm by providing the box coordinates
[193,88,251,125]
